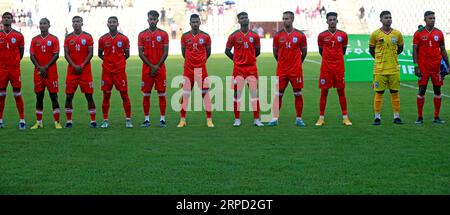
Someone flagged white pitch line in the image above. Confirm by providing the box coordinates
[400,83,450,98]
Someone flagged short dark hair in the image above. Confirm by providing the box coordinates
[326,12,338,19]
[72,16,83,21]
[283,11,295,18]
[379,11,391,19]
[2,12,13,19]
[190,14,200,20]
[108,16,118,22]
[148,10,159,18]
[418,25,423,29]
[40,18,50,25]
[237,12,248,19]
[424,11,434,18]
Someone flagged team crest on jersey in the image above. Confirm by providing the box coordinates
[434,35,439,41]
[187,38,192,44]
[249,37,254,43]
[105,42,111,47]
[157,36,162,42]
[81,39,87,45]
[374,81,379,88]
[145,36,150,41]
[279,37,285,43]
[47,40,52,46]
[199,38,204,44]
[324,36,330,42]
[11,37,16,44]
[36,41,41,46]
[337,36,343,42]
[70,40,75,45]
[391,37,397,44]
[237,37,243,43]
[117,41,123,48]
[293,37,298,43]
[0,38,4,43]
[320,79,325,85]
[421,36,428,41]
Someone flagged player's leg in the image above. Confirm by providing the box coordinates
[115,72,132,128]
[11,71,25,129]
[49,92,62,129]
[416,82,427,124]
[64,93,74,128]
[200,71,213,127]
[31,90,45,129]
[179,75,193,127]
[373,74,386,125]
[232,75,244,127]
[431,72,444,123]
[156,72,167,128]
[0,88,6,128]
[334,73,351,125]
[389,74,402,124]
[268,75,287,126]
[141,74,153,127]
[84,93,97,128]
[316,74,330,126]
[100,73,113,128]
[248,75,263,127]
[292,75,305,127]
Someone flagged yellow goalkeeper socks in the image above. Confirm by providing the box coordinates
[391,92,400,114]
[374,93,383,114]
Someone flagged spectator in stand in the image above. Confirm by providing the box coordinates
[167,8,173,24]
[161,8,166,25]
[257,26,264,38]
[359,5,365,23]
[170,21,177,39]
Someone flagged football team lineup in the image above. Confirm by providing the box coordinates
[0,9,449,130]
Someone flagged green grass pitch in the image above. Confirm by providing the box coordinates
[0,53,449,194]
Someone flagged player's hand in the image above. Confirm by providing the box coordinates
[74,65,83,75]
[150,68,159,77]
[414,67,422,78]
[39,66,48,78]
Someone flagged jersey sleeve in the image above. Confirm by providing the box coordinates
[125,36,130,49]
[64,35,69,48]
[273,33,279,49]
[413,31,420,46]
[180,34,186,48]
[317,33,323,48]
[369,32,376,47]
[88,35,94,47]
[98,37,104,50]
[19,33,24,47]
[163,31,169,45]
[226,34,234,49]
[53,37,60,53]
[29,38,35,55]
[343,33,348,47]
[254,33,260,48]
[300,33,307,49]
[205,35,211,48]
[138,32,144,47]
[397,31,404,46]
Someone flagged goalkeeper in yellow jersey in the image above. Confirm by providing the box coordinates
[369,10,404,125]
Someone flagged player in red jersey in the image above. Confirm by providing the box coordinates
[29,18,62,129]
[413,11,449,124]
[0,12,25,129]
[64,16,96,128]
[225,12,263,127]
[268,11,308,127]
[177,14,214,128]
[315,12,352,126]
[98,16,132,128]
[138,10,169,128]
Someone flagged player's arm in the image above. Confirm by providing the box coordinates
[80,46,94,70]
[255,47,261,58]
[273,47,278,61]
[181,46,186,59]
[397,44,404,55]
[41,53,59,78]
[156,44,169,68]
[124,48,130,60]
[206,46,211,59]
[98,48,104,60]
[301,46,307,63]
[412,44,421,77]
[440,40,449,70]
[225,47,233,60]
[369,33,376,58]
[64,46,77,68]
[19,46,24,60]
[138,46,153,67]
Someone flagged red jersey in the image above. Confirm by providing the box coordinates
[138,28,169,71]
[226,30,260,67]
[318,30,348,73]
[64,31,94,69]
[30,34,60,72]
[181,30,211,69]
[99,32,130,73]
[273,29,307,75]
[0,29,24,69]
[413,27,445,72]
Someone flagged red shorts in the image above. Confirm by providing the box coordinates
[34,68,58,93]
[0,68,21,89]
[183,66,209,90]
[319,70,345,89]
[141,67,166,93]
[277,73,303,91]
[418,70,443,87]
[65,67,94,94]
[101,71,128,92]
